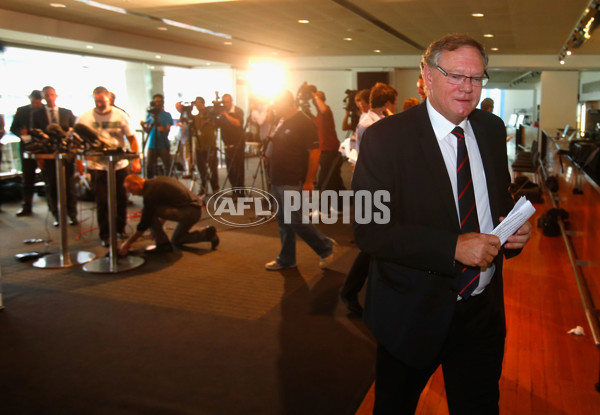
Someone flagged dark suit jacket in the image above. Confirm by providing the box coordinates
[352,102,519,369]
[10,104,41,153]
[32,106,76,133]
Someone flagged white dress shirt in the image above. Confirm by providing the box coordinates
[426,99,495,297]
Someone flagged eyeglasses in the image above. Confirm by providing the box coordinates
[435,65,489,87]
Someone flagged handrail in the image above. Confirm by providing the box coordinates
[541,161,600,346]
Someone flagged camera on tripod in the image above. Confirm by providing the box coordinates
[147,100,163,116]
[343,89,360,131]
[177,101,194,124]
[296,82,317,115]
[208,92,225,121]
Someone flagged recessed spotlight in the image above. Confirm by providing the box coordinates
[298,19,310,24]
[560,59,565,65]
[86,45,94,49]
[157,27,168,31]
[472,13,484,17]
[50,3,66,7]
[491,47,499,51]
[373,49,381,53]
[483,34,494,38]
[155,55,162,59]
[224,41,233,45]
[566,50,572,55]
[344,37,352,41]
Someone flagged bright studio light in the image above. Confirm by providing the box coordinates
[247,61,285,99]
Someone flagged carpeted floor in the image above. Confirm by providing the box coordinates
[0,163,376,414]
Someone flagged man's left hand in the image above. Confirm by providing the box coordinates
[502,218,532,250]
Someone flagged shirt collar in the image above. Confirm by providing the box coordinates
[426,99,469,142]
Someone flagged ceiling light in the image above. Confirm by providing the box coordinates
[86,45,93,49]
[155,55,162,59]
[224,41,233,45]
[298,19,310,24]
[472,13,484,17]
[162,19,232,39]
[157,27,168,31]
[483,34,494,38]
[373,49,381,53]
[566,50,572,55]
[491,47,499,51]
[560,59,565,65]
[50,3,66,7]
[343,37,352,41]
[74,0,126,15]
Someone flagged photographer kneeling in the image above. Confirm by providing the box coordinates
[119,174,219,255]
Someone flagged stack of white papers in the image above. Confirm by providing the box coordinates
[491,196,536,245]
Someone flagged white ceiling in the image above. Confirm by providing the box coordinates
[1,0,599,75]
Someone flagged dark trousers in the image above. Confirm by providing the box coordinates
[150,205,204,246]
[374,290,505,415]
[91,168,128,240]
[146,148,171,179]
[196,147,219,192]
[42,159,77,220]
[317,150,345,192]
[225,142,245,191]
[340,251,370,300]
[20,156,37,209]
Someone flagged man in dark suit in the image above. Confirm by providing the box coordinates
[32,86,77,226]
[352,34,532,414]
[10,90,44,216]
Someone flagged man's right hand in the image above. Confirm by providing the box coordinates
[455,233,501,268]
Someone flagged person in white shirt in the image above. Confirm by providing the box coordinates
[77,86,141,247]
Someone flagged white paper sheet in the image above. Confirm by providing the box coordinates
[491,196,536,245]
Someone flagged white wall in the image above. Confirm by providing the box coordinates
[540,71,579,134]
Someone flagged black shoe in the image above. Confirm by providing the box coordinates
[16,207,32,217]
[341,295,364,316]
[69,217,79,226]
[206,226,219,250]
[145,243,173,255]
[52,220,59,227]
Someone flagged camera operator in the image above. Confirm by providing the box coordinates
[215,93,245,194]
[141,94,173,179]
[311,90,345,194]
[174,101,195,178]
[193,97,219,195]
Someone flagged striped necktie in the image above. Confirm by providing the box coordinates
[453,126,480,299]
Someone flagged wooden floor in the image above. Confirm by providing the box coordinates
[356,144,600,414]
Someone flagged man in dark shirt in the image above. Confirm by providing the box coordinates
[265,90,335,271]
[119,174,219,255]
[216,94,245,193]
[10,90,44,216]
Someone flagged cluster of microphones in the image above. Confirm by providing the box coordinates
[24,123,115,154]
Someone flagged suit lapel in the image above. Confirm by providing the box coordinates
[414,104,460,229]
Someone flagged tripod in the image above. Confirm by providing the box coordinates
[249,139,270,191]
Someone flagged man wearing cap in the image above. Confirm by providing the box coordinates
[10,90,44,216]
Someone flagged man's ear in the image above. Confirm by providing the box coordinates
[422,66,433,89]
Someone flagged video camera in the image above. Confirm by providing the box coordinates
[208,92,226,122]
[296,82,317,115]
[147,100,163,117]
[343,89,360,131]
